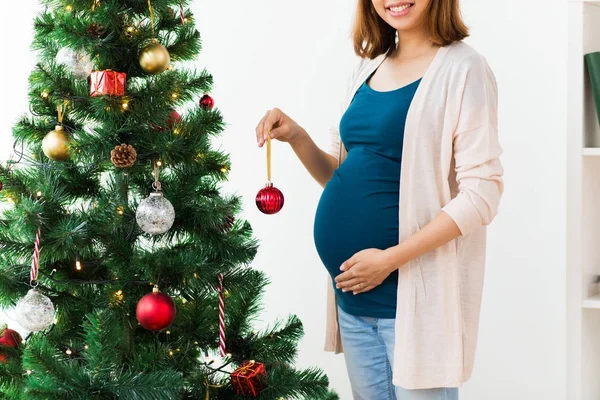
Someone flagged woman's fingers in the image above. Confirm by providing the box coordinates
[262,108,282,140]
[337,278,360,291]
[353,285,376,295]
[338,279,376,294]
[256,108,297,145]
[256,111,270,147]
[269,124,290,141]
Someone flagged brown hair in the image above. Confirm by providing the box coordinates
[353,0,469,59]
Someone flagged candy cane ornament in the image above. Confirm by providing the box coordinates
[218,273,226,357]
[30,228,41,283]
[179,0,185,24]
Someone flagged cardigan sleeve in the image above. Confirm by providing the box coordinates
[326,117,341,160]
[326,58,362,159]
[326,83,348,159]
[441,54,504,236]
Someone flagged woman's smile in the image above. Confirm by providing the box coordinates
[386,2,415,17]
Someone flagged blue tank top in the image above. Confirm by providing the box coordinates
[313,76,421,318]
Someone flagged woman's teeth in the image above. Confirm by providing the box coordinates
[389,4,412,12]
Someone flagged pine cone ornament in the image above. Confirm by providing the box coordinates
[219,215,235,233]
[111,144,137,168]
[87,23,107,38]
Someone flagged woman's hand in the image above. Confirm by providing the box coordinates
[255,108,306,147]
[335,248,397,295]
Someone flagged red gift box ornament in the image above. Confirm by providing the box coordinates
[231,360,266,397]
[90,70,126,97]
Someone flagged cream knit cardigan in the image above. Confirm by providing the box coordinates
[323,41,504,389]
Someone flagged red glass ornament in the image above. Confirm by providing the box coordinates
[166,110,181,129]
[199,94,215,111]
[0,328,21,349]
[0,181,3,191]
[256,182,284,214]
[150,110,181,132]
[136,289,176,331]
[0,327,21,364]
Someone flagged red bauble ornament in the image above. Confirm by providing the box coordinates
[136,288,176,331]
[0,327,21,349]
[199,94,214,111]
[166,110,181,129]
[150,110,181,132]
[0,181,3,191]
[256,182,284,214]
[0,327,22,364]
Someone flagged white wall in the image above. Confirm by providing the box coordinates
[0,1,568,399]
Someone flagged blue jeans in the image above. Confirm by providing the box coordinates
[338,306,459,400]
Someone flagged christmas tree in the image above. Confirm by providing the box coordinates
[0,0,336,398]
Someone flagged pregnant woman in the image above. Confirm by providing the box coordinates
[255,0,503,399]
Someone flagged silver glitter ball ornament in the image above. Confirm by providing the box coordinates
[15,289,55,332]
[55,47,94,79]
[136,192,175,235]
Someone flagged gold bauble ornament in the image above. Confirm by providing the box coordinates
[42,125,70,161]
[139,41,170,75]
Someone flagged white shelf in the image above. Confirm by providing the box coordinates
[568,2,600,398]
[583,294,600,308]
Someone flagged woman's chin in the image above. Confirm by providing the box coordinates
[386,20,420,33]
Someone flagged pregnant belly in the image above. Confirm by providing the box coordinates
[313,153,400,280]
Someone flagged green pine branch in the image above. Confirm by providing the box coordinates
[0,0,337,397]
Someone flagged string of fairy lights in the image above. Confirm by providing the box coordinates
[6,261,234,365]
